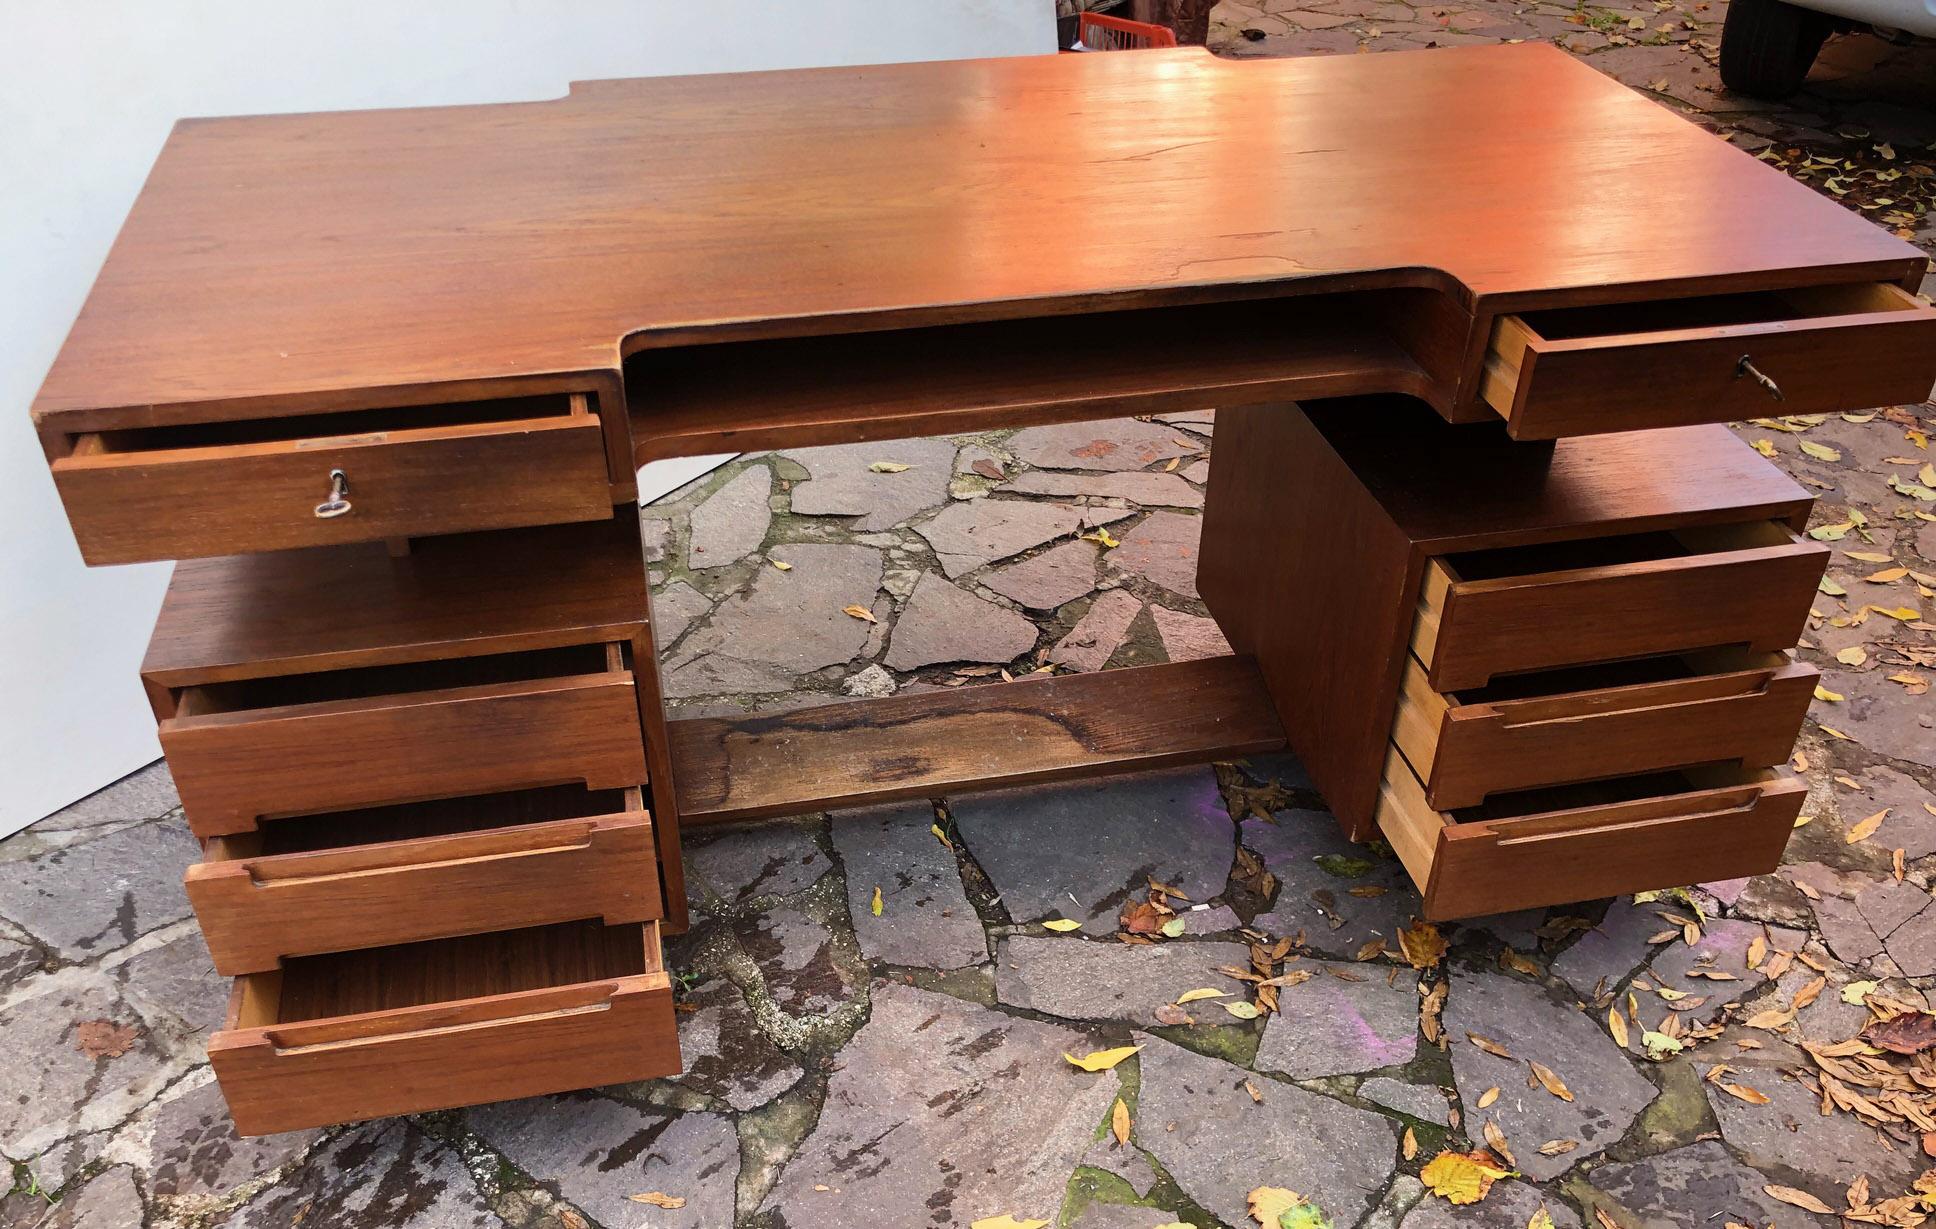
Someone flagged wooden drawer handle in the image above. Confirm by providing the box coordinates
[1735,355,1783,402]
[242,821,604,887]
[314,468,352,518]
[261,982,627,1054]
[1491,786,1762,844]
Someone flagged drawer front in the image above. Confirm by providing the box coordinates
[190,812,662,975]
[162,670,647,837]
[53,414,611,565]
[1394,653,1817,810]
[210,947,677,1136]
[1413,527,1826,692]
[1375,750,1804,921]
[1482,288,1936,439]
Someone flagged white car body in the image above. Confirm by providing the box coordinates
[1788,0,1936,37]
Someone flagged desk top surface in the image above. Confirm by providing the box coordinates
[33,43,1923,426]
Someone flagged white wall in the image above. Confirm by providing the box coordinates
[0,0,1054,835]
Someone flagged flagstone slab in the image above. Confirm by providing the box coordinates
[0,979,176,1155]
[1243,811,1416,955]
[216,1122,494,1228]
[983,539,1102,611]
[1149,605,1233,662]
[1009,420,1200,473]
[1358,1076,1452,1125]
[33,762,179,834]
[672,974,804,1111]
[1134,1034,1396,1228]
[651,580,713,649]
[1585,1140,1831,1229]
[1002,469,1206,509]
[733,905,865,1017]
[1050,590,1143,671]
[781,439,957,530]
[688,818,829,905]
[761,982,1118,1227]
[995,936,1252,1024]
[1556,903,1803,1009]
[1068,1203,1185,1229]
[149,1078,321,1200]
[1441,970,1656,1180]
[1703,1050,1922,1193]
[1845,764,1936,861]
[40,1166,142,1229]
[687,463,772,567]
[916,499,1124,577]
[113,929,224,1035]
[1111,511,1203,599]
[884,573,1038,670]
[1254,962,1420,1079]
[952,767,1235,936]
[470,1093,738,1229]
[1401,1179,1580,1228]
[833,801,987,969]
[0,822,198,962]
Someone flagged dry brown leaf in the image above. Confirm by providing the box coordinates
[1746,933,1767,970]
[841,604,878,623]
[1607,1006,1629,1049]
[1716,1081,1772,1105]
[1529,1061,1574,1102]
[1111,1097,1131,1147]
[1477,1086,1500,1109]
[1468,1032,1514,1059]
[1153,1003,1194,1026]
[1420,982,1447,1046]
[1500,948,1540,976]
[1482,1120,1516,1167]
[1792,975,1828,1011]
[1244,1079,1264,1105]
[74,1019,138,1060]
[1763,1185,1835,1215]
[1863,1011,1936,1054]
[1537,1139,1579,1157]
[1846,809,1890,843]
[629,1192,686,1209]
[1399,920,1448,969]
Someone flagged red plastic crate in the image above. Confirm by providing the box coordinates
[1077,12,1180,49]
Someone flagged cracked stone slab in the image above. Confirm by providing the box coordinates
[1844,764,1936,861]
[671,973,804,1111]
[0,821,199,961]
[1001,469,1206,509]
[1244,811,1416,954]
[1586,1140,1831,1229]
[1702,1056,1920,1193]
[915,499,1116,577]
[1149,605,1232,662]
[33,762,179,834]
[217,1121,494,1228]
[150,1078,321,1199]
[781,438,956,530]
[1068,1204,1185,1229]
[1786,862,1936,976]
[733,906,864,1017]
[470,1092,738,1229]
[1110,511,1203,599]
[884,572,1038,670]
[762,982,1118,1227]
[688,818,828,905]
[0,979,177,1156]
[1555,901,1802,1005]
[1134,1033,1395,1228]
[687,463,772,567]
[651,580,713,649]
[115,929,225,1035]
[833,801,987,969]
[982,539,1101,611]
[40,1166,142,1229]
[1254,962,1420,1079]
[666,542,883,691]
[1358,1077,1452,1125]
[995,935,1251,1023]
[1401,1180,1581,1228]
[1077,1135,1159,1198]
[1050,589,1142,672]
[0,931,40,992]
[1009,419,1201,472]
[952,766,1235,936]
[1442,969,1655,1180]
[1816,667,1936,769]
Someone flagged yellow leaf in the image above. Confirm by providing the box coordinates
[1529,1208,1558,1229]
[1528,1061,1574,1102]
[1750,438,1776,458]
[1808,522,1853,542]
[769,558,793,571]
[868,461,911,473]
[870,886,883,916]
[971,1217,1050,1229]
[1224,1001,1262,1020]
[1080,528,1121,549]
[1041,918,1082,932]
[1607,1007,1629,1048]
[1403,1126,1419,1160]
[1818,577,1847,596]
[1478,1086,1500,1109]
[1247,1187,1309,1226]
[1420,1150,1514,1206]
[931,823,951,848]
[1846,809,1888,843]
[629,1191,686,1208]
[1844,551,1892,563]
[1841,979,1879,1004]
[1111,1097,1131,1147]
[1820,725,1853,741]
[1869,605,1919,620]
[1814,684,1844,703]
[1399,920,1448,969]
[1064,1045,1141,1072]
[1835,646,1868,666]
[1800,441,1842,462]
[1763,1186,1835,1215]
[1865,567,1910,583]
[842,604,878,623]
[1176,988,1229,1004]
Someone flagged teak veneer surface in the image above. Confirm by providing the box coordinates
[32,44,1923,437]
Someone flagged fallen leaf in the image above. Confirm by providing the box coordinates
[1111,1097,1131,1147]
[1477,1086,1500,1109]
[972,459,1004,480]
[1836,645,1869,666]
[1177,988,1228,1004]
[970,1217,1049,1229]
[1846,809,1889,843]
[1399,920,1448,969]
[1815,684,1845,703]
[1529,1209,1558,1229]
[769,558,793,571]
[930,822,951,848]
[1801,441,1842,462]
[1751,438,1777,458]
[1865,567,1910,583]
[1467,1033,1514,1059]
[1862,1011,1936,1054]
[1153,1003,1194,1026]
[1762,1185,1834,1215]
[1225,1001,1262,1020]
[74,1019,138,1060]
[1482,1120,1516,1167]
[1160,917,1187,938]
[1041,918,1082,932]
[1641,1030,1683,1061]
[1248,1186,1305,1226]
[867,461,910,473]
[842,604,878,623]
[628,1192,686,1209]
[1081,528,1121,549]
[1716,1081,1772,1104]
[1746,934,1767,969]
[1537,1140,1578,1157]
[1842,979,1879,1005]
[870,885,883,916]
[1607,1006,1629,1048]
[1528,1061,1573,1102]
[1244,1078,1264,1104]
[1419,1150,1514,1205]
[1064,1045,1141,1072]
[1402,1126,1419,1160]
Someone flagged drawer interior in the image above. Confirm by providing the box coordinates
[232,920,656,1028]
[177,642,620,716]
[1443,646,1781,706]
[209,783,638,861]
[1445,764,1753,825]
[1504,282,1917,345]
[78,393,586,457]
[1437,519,1792,586]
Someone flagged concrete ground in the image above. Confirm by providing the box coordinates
[5,11,1936,1229]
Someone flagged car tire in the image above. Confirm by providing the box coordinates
[1719,0,1833,97]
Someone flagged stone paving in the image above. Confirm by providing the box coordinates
[6,14,1936,1229]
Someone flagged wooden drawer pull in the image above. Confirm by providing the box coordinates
[266,992,621,1056]
[314,468,353,518]
[1489,786,1761,843]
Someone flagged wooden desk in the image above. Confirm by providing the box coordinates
[30,44,1935,1134]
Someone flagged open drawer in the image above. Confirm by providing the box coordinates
[50,392,612,565]
[1479,282,1936,439]
[1392,649,1817,810]
[208,920,679,1136]
[1410,520,1826,692]
[160,642,647,837]
[188,785,662,975]
[1375,747,1805,920]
